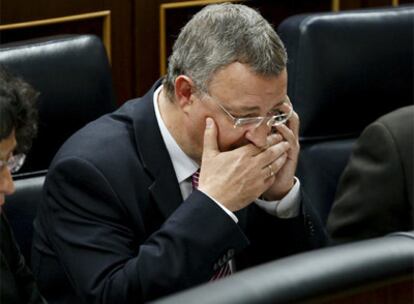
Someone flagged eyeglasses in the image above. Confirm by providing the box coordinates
[0,154,26,174]
[205,94,293,129]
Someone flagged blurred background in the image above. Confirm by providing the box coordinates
[1,0,410,105]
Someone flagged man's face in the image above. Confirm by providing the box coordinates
[189,62,288,158]
[0,131,16,206]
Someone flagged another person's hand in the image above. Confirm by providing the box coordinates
[198,117,290,212]
[262,98,299,200]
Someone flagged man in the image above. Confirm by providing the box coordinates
[327,105,414,243]
[33,3,325,303]
[0,67,46,303]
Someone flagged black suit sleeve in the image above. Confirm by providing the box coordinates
[0,214,47,304]
[236,189,326,270]
[43,157,249,303]
[327,121,409,243]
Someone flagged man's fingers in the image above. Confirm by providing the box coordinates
[263,153,288,179]
[274,123,299,152]
[267,133,283,146]
[202,118,219,158]
[242,134,283,157]
[290,110,300,137]
[256,141,290,165]
[281,97,299,138]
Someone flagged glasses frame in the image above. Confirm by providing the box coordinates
[0,153,26,174]
[204,93,293,129]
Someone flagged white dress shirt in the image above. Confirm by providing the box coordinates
[153,85,301,223]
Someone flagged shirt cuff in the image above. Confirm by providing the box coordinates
[255,177,301,218]
[197,190,239,223]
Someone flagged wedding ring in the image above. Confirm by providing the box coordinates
[267,164,274,178]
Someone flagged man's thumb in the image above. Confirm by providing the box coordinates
[203,117,219,155]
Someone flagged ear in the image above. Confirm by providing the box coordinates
[174,75,195,112]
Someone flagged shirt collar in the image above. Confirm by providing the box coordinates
[153,85,199,184]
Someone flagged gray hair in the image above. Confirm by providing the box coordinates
[163,3,287,100]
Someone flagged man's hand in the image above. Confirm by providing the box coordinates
[198,118,290,212]
[262,99,300,201]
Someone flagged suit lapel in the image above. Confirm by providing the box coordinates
[132,80,183,219]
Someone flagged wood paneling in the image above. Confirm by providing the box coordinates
[0,11,111,61]
[338,0,398,10]
[133,0,161,97]
[103,0,135,104]
[0,0,134,105]
[0,0,104,24]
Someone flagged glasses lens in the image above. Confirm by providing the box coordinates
[267,109,292,127]
[234,117,264,128]
[8,154,26,173]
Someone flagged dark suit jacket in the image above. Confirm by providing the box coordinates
[0,213,46,304]
[327,105,414,243]
[32,80,325,303]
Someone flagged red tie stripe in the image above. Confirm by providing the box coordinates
[191,169,200,189]
[210,262,232,281]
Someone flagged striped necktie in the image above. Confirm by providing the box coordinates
[191,169,200,189]
[191,169,232,280]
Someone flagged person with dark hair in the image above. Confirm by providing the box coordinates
[0,67,46,303]
[327,105,414,243]
[32,3,325,303]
